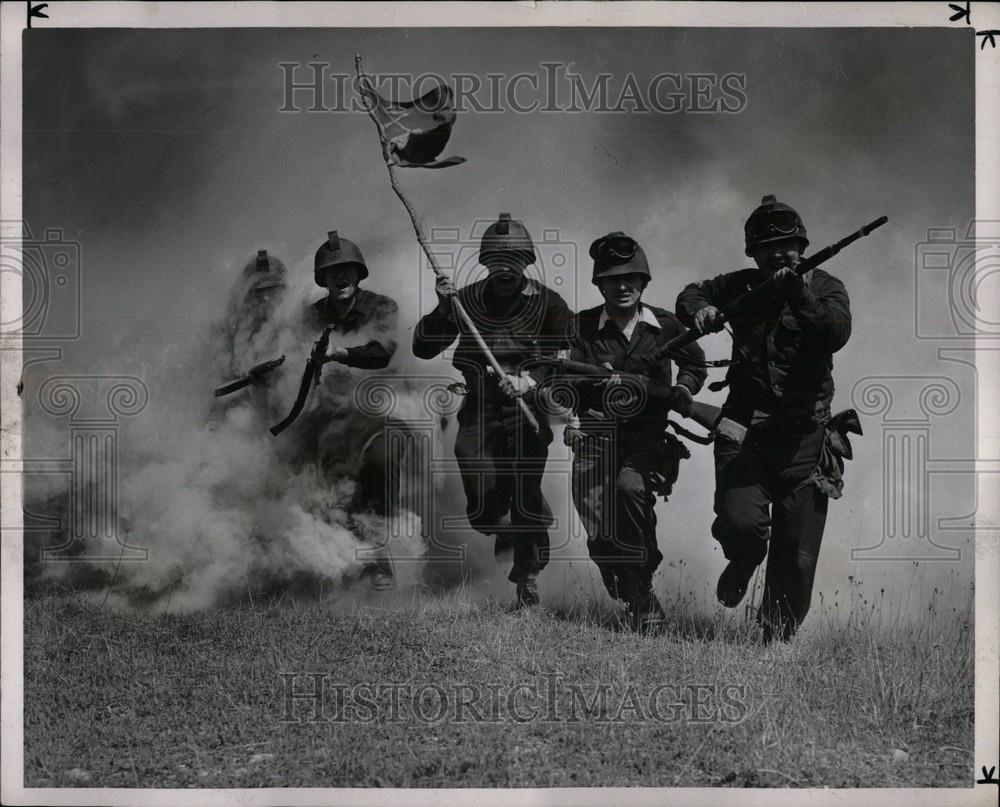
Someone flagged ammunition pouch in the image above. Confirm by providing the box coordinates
[802,408,862,499]
[646,431,691,502]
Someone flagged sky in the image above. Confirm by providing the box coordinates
[21,26,977,614]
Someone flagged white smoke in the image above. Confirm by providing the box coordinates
[25,254,434,612]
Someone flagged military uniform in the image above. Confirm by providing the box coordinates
[412,214,573,594]
[564,233,706,631]
[568,302,706,602]
[293,232,410,589]
[675,196,852,640]
[301,285,404,517]
[212,250,288,426]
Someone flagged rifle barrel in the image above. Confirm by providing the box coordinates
[214,377,252,397]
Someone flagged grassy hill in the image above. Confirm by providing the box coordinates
[23,580,973,789]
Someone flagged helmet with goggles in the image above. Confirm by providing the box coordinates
[589,231,651,285]
[744,194,809,256]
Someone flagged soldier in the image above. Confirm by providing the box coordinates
[299,230,406,590]
[412,213,573,607]
[221,250,288,378]
[675,195,852,642]
[211,250,289,427]
[235,250,288,344]
[563,232,707,633]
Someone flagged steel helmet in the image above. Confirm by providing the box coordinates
[243,249,287,294]
[479,212,536,266]
[314,230,369,287]
[744,194,809,256]
[589,231,651,285]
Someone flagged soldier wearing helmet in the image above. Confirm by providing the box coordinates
[297,230,405,591]
[306,231,398,369]
[676,195,853,642]
[229,249,287,337]
[217,249,289,399]
[563,232,707,633]
[412,213,573,608]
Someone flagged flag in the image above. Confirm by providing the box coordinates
[358,77,466,168]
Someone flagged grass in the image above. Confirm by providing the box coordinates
[22,576,973,789]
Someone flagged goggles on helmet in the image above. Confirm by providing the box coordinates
[745,210,801,240]
[589,233,639,263]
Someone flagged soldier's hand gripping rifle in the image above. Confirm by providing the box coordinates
[214,355,286,397]
[522,356,725,437]
[654,215,889,362]
[270,325,334,436]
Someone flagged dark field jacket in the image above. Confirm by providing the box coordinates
[567,303,707,436]
[306,288,399,369]
[676,267,851,420]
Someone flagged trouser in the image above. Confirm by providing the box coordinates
[453,394,553,582]
[316,417,419,575]
[712,413,828,637]
[317,418,412,517]
[571,434,676,601]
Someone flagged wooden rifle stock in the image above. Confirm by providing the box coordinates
[686,400,723,433]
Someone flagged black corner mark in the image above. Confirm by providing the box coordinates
[27,1,48,28]
[978,765,999,807]
[949,1,972,24]
[945,2,1000,52]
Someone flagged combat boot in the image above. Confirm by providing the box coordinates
[360,559,395,592]
[625,576,666,635]
[758,607,795,644]
[716,559,757,608]
[515,574,540,608]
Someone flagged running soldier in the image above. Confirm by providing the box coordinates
[676,195,852,641]
[563,232,707,633]
[212,249,289,424]
[412,213,573,607]
[298,230,407,590]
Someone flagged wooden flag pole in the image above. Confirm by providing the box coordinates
[354,54,541,435]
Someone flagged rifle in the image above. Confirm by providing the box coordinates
[522,357,726,437]
[214,355,286,398]
[655,215,888,361]
[270,325,334,436]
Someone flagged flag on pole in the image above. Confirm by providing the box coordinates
[357,76,466,168]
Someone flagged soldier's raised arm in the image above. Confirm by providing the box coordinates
[340,295,399,369]
[779,269,852,353]
[412,275,461,359]
[659,314,708,396]
[675,272,732,334]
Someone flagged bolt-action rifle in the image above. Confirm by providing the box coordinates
[654,215,888,362]
[270,325,334,436]
[214,355,286,397]
[522,356,729,438]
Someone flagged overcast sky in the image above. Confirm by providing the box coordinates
[22,27,976,607]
